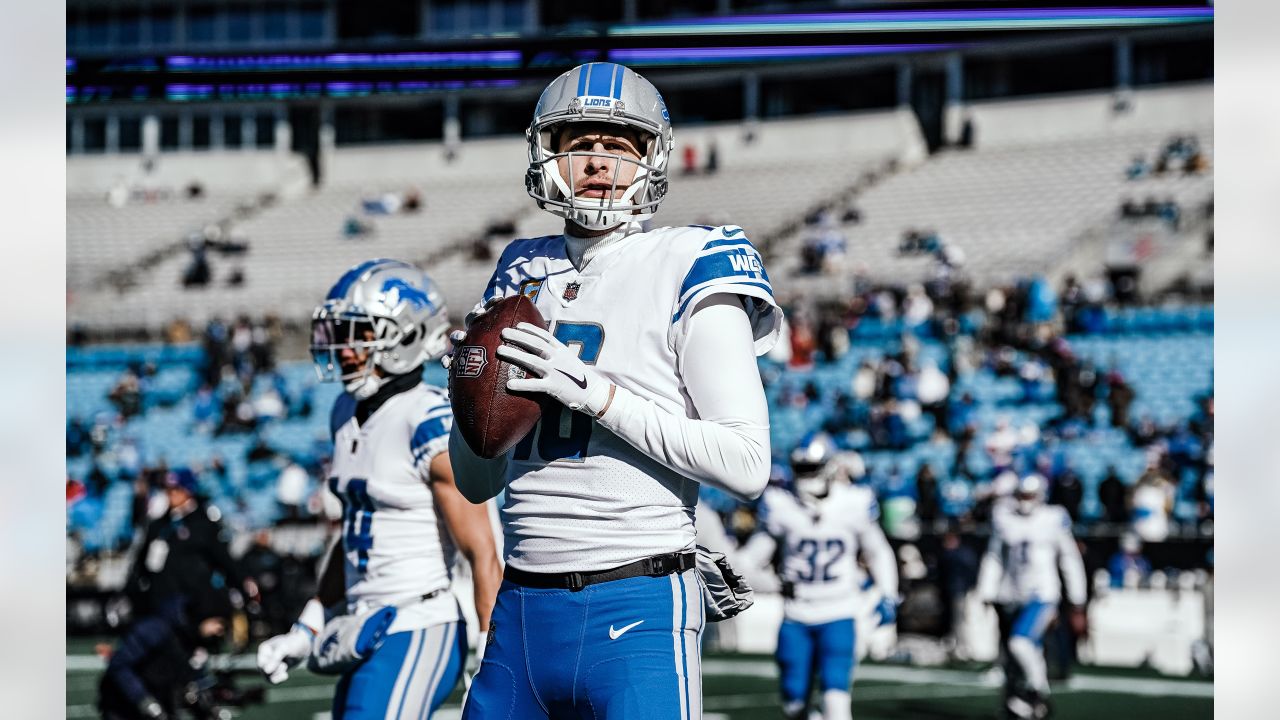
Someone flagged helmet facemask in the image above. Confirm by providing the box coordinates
[311,311,443,400]
[528,121,668,232]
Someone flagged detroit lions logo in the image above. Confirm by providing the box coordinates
[380,278,433,310]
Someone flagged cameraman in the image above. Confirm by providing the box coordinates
[125,468,258,616]
[97,593,232,720]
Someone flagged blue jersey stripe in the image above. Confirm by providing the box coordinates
[678,247,772,298]
[678,573,691,720]
[700,238,756,251]
[413,415,451,448]
[672,280,775,323]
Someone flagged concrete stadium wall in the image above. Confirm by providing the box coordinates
[968,82,1213,149]
[67,150,310,196]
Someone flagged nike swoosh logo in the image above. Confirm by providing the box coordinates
[558,369,588,389]
[609,620,644,640]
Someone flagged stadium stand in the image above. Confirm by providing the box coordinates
[771,84,1213,291]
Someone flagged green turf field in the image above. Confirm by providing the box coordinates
[68,638,1212,719]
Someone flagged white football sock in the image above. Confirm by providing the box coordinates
[1008,636,1049,694]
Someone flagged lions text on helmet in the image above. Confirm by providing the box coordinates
[525,63,673,232]
[310,259,450,399]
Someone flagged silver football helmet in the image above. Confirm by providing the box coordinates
[526,62,674,231]
[1015,473,1048,515]
[311,259,449,399]
[790,432,841,503]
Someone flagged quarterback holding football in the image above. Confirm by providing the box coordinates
[448,62,781,719]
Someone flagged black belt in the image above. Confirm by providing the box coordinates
[504,551,696,592]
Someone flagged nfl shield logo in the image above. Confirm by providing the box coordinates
[563,282,581,302]
[456,346,488,378]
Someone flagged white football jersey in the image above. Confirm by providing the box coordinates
[328,383,460,630]
[978,504,1087,606]
[759,483,880,625]
[481,224,781,573]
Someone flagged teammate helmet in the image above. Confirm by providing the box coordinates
[790,432,839,502]
[311,259,449,399]
[525,62,674,231]
[1015,473,1048,514]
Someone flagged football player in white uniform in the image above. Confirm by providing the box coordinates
[257,259,502,719]
[447,62,780,719]
[977,474,1088,719]
[758,434,898,720]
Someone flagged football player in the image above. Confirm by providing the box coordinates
[977,474,1088,719]
[758,434,899,720]
[447,63,781,719]
[256,259,502,719]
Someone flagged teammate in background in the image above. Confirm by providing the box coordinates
[448,62,781,719]
[758,434,899,720]
[977,474,1088,720]
[256,260,502,719]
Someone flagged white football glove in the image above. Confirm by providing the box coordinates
[256,625,313,685]
[497,323,612,415]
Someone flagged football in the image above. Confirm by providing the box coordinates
[448,295,546,459]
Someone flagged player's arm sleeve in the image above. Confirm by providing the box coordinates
[669,226,783,356]
[1057,511,1089,605]
[976,531,1005,602]
[411,401,454,479]
[857,497,899,600]
[448,427,509,504]
[596,295,771,500]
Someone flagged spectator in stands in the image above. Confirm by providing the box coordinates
[1107,533,1152,588]
[1131,462,1175,542]
[787,318,817,369]
[343,214,373,239]
[705,140,719,174]
[181,239,212,288]
[1125,155,1150,180]
[915,464,940,525]
[1129,415,1163,449]
[682,144,697,175]
[985,417,1018,471]
[1050,466,1084,522]
[109,370,143,419]
[1097,465,1127,525]
[67,417,91,458]
[275,458,310,522]
[402,186,423,213]
[916,359,950,429]
[1106,366,1136,428]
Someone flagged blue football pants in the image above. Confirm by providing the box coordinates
[462,569,704,719]
[333,621,466,720]
[775,618,856,704]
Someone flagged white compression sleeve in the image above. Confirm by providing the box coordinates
[449,427,509,504]
[596,295,772,500]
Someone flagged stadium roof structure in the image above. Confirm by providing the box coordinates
[66,2,1211,105]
